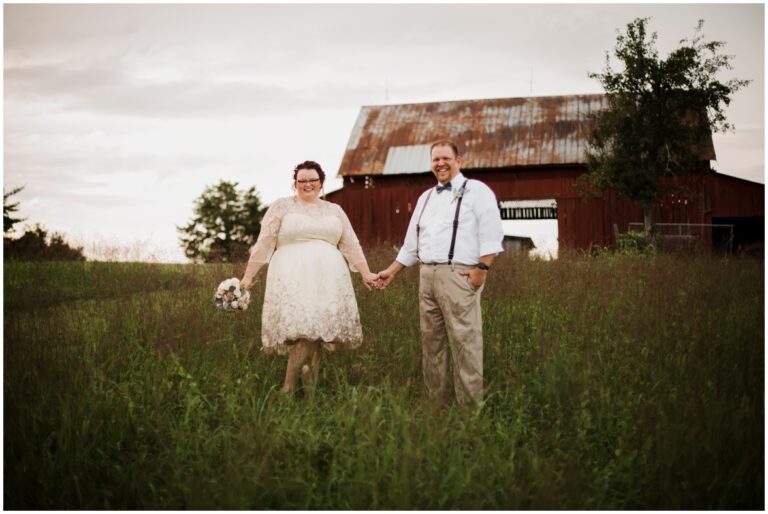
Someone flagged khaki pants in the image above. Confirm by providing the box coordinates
[419,263,484,409]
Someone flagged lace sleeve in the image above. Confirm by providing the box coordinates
[335,204,367,271]
[242,198,285,282]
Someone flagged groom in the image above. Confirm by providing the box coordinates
[377,140,504,409]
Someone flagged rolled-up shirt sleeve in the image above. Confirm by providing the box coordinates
[395,193,426,267]
[476,184,505,256]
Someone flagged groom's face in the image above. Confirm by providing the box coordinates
[431,145,461,184]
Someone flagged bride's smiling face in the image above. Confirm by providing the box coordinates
[295,168,322,202]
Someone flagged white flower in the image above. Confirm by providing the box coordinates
[452,185,468,201]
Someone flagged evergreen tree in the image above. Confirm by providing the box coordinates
[4,186,26,235]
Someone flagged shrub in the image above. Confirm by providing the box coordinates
[4,224,85,261]
[616,230,652,254]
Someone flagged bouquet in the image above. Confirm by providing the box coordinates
[214,277,251,312]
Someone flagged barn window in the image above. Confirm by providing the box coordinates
[498,199,558,220]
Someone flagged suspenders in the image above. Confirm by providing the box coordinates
[416,179,469,264]
[448,179,469,264]
[415,189,433,263]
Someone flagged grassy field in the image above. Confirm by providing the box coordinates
[4,249,764,509]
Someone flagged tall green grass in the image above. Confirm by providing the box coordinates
[4,250,764,508]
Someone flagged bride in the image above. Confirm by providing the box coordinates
[240,160,379,394]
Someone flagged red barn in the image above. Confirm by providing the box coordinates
[326,94,764,253]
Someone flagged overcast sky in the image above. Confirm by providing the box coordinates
[4,3,764,262]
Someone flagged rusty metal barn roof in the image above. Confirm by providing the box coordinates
[337,94,716,176]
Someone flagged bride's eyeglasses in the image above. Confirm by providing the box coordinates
[296,179,321,185]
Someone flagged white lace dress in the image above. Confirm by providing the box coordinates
[242,197,367,355]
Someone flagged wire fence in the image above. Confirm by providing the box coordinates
[627,222,735,254]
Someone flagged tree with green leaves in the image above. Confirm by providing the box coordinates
[4,186,26,235]
[177,180,268,263]
[580,18,750,242]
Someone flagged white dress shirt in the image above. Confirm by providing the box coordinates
[396,172,504,267]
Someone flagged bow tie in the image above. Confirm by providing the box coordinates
[436,184,452,194]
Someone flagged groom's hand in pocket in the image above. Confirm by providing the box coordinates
[458,268,487,289]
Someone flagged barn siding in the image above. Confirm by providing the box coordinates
[706,174,765,218]
[326,169,763,250]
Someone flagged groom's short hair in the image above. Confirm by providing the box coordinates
[430,139,460,158]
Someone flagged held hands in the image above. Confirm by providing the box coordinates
[361,271,381,291]
[356,261,403,291]
[371,261,403,290]
[360,270,394,291]
[374,268,396,290]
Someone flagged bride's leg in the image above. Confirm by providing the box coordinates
[310,342,321,385]
[300,340,322,396]
[281,340,308,393]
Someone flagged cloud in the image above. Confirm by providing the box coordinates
[4,4,628,120]
[6,58,394,119]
